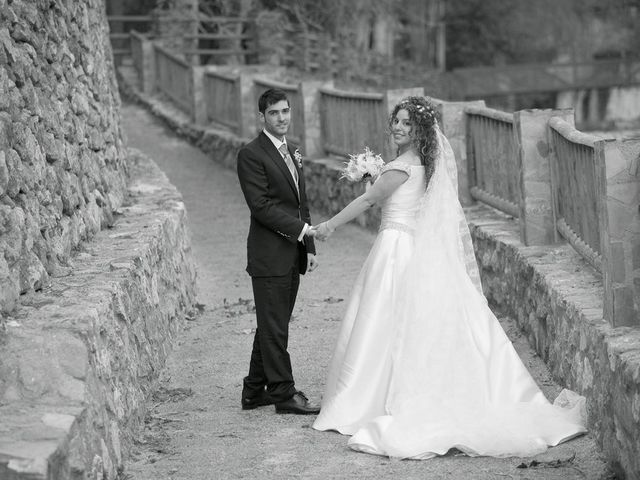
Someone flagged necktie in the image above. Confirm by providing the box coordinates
[279,144,298,185]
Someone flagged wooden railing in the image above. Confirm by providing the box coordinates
[122,48,640,325]
[108,14,256,64]
[107,15,152,58]
[548,118,603,271]
[186,16,257,60]
[253,77,303,145]
[203,70,241,133]
[465,106,520,217]
[319,88,386,158]
[154,45,192,114]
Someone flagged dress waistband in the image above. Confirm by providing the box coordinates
[379,220,415,235]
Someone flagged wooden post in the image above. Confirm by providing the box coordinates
[300,80,333,158]
[430,98,486,206]
[151,0,198,56]
[587,88,600,127]
[514,108,574,245]
[107,0,125,67]
[597,137,640,327]
[236,66,285,138]
[435,0,446,71]
[191,66,206,125]
[140,36,156,95]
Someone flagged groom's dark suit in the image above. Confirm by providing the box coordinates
[237,131,315,404]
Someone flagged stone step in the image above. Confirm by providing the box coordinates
[0,152,197,479]
[0,404,82,479]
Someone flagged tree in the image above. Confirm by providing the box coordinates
[445,0,639,69]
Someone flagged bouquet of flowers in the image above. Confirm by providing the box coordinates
[341,146,384,183]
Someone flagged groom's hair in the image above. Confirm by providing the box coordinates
[258,88,289,113]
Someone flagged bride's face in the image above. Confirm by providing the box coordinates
[391,109,413,149]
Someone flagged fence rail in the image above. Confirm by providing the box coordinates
[108,14,256,62]
[253,77,303,145]
[548,117,603,271]
[107,15,152,59]
[154,45,192,114]
[465,105,520,217]
[319,88,386,158]
[203,70,241,132]
[124,40,640,326]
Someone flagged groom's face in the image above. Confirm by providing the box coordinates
[260,100,291,140]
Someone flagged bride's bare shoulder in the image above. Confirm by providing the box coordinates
[395,150,422,166]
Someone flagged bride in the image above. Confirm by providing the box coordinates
[310,96,586,459]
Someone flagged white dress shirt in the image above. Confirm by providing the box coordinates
[262,129,309,241]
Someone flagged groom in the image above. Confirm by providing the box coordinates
[236,88,320,415]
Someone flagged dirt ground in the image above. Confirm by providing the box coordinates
[119,102,614,480]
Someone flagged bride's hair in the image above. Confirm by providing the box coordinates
[388,96,440,185]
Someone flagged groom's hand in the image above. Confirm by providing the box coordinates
[307,254,318,272]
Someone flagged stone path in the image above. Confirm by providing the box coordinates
[120,102,612,480]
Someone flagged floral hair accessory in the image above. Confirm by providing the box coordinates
[341,146,385,183]
[397,98,437,127]
[293,149,303,168]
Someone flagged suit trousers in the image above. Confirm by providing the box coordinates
[244,257,300,403]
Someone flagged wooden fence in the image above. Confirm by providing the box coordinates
[319,88,386,158]
[253,77,304,146]
[465,106,520,217]
[107,15,152,59]
[108,14,256,65]
[184,15,257,63]
[548,118,603,271]
[203,71,241,133]
[124,42,640,326]
[154,44,193,114]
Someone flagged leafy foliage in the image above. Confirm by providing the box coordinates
[446,0,640,69]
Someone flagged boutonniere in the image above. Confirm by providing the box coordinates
[293,149,303,169]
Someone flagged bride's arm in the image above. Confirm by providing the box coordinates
[315,170,409,239]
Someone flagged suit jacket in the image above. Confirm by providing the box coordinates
[237,131,316,277]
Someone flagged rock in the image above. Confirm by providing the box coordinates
[0,150,7,195]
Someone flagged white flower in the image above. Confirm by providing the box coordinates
[293,149,303,168]
[341,146,384,183]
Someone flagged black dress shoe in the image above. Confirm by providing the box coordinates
[241,390,274,410]
[275,391,320,415]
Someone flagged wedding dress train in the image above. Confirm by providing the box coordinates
[312,130,586,459]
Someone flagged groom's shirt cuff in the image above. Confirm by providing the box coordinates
[298,223,309,242]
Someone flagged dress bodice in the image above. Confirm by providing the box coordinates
[378,162,426,233]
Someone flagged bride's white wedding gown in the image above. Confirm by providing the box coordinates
[312,132,586,459]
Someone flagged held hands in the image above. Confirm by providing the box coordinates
[309,221,335,242]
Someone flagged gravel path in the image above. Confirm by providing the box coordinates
[120,102,612,480]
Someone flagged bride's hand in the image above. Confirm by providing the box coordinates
[311,221,335,241]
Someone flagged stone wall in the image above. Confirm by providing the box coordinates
[0,0,128,315]
[468,206,640,479]
[0,150,197,479]
[0,2,198,478]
